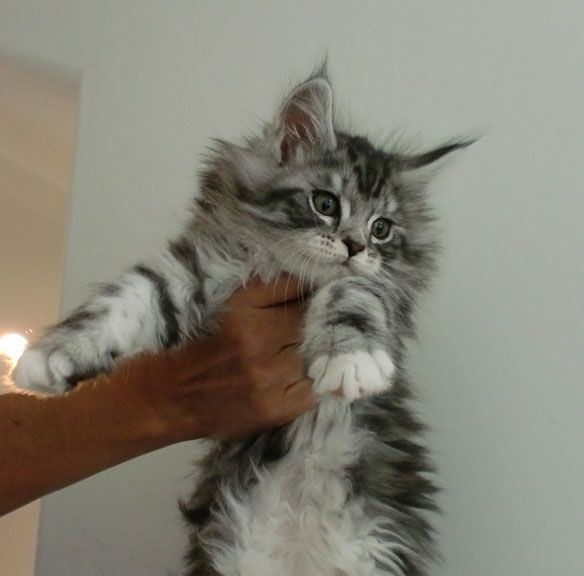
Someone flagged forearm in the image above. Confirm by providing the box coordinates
[0,277,314,516]
[0,372,173,516]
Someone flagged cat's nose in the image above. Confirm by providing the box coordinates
[343,237,366,258]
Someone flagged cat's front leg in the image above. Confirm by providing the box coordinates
[13,246,210,395]
[302,277,396,401]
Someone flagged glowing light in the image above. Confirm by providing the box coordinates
[0,333,28,365]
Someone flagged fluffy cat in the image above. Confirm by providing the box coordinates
[13,67,470,575]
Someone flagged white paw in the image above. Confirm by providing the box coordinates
[308,349,395,401]
[12,349,71,395]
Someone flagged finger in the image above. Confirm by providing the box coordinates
[258,300,305,341]
[261,345,306,389]
[282,378,319,413]
[260,274,307,307]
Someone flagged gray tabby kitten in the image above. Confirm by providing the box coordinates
[14,69,469,575]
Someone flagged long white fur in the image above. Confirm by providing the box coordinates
[203,400,408,576]
[14,228,401,575]
[14,272,162,392]
[13,244,251,393]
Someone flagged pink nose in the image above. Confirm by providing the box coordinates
[343,237,365,258]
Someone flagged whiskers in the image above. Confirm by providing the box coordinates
[261,236,312,306]
[264,238,331,307]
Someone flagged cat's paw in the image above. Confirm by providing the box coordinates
[12,348,73,395]
[308,349,395,401]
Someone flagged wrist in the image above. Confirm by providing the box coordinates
[69,371,174,454]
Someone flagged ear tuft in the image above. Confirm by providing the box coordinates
[275,76,336,163]
[402,140,475,170]
[398,139,475,188]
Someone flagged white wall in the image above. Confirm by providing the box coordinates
[0,56,77,337]
[0,55,78,576]
[1,2,583,575]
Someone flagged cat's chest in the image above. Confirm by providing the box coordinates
[216,402,384,576]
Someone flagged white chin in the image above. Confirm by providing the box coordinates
[295,260,349,287]
[347,259,363,273]
[315,261,353,284]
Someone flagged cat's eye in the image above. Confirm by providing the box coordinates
[371,218,393,240]
[312,190,339,217]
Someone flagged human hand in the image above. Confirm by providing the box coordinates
[0,276,315,514]
[118,276,317,441]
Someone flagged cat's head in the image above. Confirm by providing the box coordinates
[203,70,471,292]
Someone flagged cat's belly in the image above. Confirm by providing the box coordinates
[210,402,392,576]
[229,455,377,576]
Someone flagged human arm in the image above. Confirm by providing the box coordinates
[0,276,316,516]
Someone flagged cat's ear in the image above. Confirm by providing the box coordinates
[398,140,474,189]
[274,76,336,163]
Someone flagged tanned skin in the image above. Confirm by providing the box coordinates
[0,277,316,516]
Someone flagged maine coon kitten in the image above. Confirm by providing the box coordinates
[14,68,469,575]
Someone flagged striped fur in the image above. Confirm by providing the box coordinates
[13,69,470,575]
